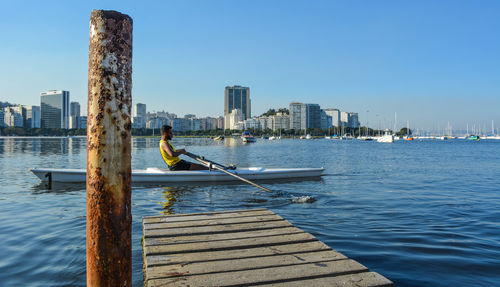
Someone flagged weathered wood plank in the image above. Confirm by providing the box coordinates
[144,232,318,255]
[145,240,337,267]
[144,226,304,246]
[147,259,368,287]
[143,209,394,287]
[143,208,270,223]
[147,250,349,279]
[144,214,284,230]
[144,219,292,238]
[258,272,394,287]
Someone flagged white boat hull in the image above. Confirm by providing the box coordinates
[377,135,394,143]
[242,137,256,142]
[30,167,324,183]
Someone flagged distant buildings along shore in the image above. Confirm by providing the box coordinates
[1,87,360,132]
[1,90,86,130]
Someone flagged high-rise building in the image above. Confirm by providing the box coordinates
[0,109,5,127]
[70,102,80,117]
[132,103,146,128]
[25,105,41,128]
[304,104,321,129]
[340,111,349,127]
[3,107,24,127]
[349,112,360,128]
[289,102,304,130]
[69,102,80,129]
[216,116,224,130]
[79,116,88,129]
[290,102,321,130]
[173,118,190,132]
[320,110,332,130]
[10,106,26,127]
[40,90,70,129]
[324,109,340,127]
[224,86,250,128]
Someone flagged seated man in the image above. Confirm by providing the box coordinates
[159,125,208,170]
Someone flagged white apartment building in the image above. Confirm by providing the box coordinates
[226,109,243,130]
[324,109,340,127]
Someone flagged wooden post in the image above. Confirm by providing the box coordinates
[87,10,133,286]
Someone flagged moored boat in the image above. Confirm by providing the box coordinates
[241,131,257,142]
[31,167,324,183]
[465,135,480,141]
[376,133,394,143]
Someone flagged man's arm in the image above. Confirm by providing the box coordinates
[161,141,186,157]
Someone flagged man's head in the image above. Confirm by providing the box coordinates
[161,125,173,140]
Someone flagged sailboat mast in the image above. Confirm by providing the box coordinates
[394,112,397,135]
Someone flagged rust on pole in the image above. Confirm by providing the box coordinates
[87,10,133,287]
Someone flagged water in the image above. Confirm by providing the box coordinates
[1,137,499,286]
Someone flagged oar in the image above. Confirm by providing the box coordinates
[185,152,272,192]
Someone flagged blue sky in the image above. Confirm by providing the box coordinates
[1,0,499,131]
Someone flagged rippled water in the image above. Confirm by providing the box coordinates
[0,136,499,286]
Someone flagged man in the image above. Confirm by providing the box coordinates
[159,125,208,170]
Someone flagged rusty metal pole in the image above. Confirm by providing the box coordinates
[87,10,133,287]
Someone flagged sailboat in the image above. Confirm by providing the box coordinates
[403,120,414,141]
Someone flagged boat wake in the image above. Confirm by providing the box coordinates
[291,195,316,204]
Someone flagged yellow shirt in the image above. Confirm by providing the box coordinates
[160,139,181,167]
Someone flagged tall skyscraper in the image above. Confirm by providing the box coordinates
[133,103,146,128]
[224,86,250,129]
[40,90,70,129]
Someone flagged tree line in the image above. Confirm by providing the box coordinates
[1,126,411,137]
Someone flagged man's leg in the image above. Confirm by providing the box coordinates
[189,162,209,170]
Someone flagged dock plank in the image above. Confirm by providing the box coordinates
[145,231,318,255]
[145,241,337,267]
[143,208,271,223]
[148,259,368,287]
[143,226,305,246]
[143,208,393,287]
[144,214,284,230]
[147,251,350,279]
[144,219,292,238]
[258,272,394,287]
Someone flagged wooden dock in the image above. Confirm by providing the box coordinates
[142,208,393,287]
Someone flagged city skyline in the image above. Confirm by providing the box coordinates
[1,1,499,131]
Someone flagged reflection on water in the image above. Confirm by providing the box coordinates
[0,136,85,157]
[158,186,180,215]
[30,182,86,194]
